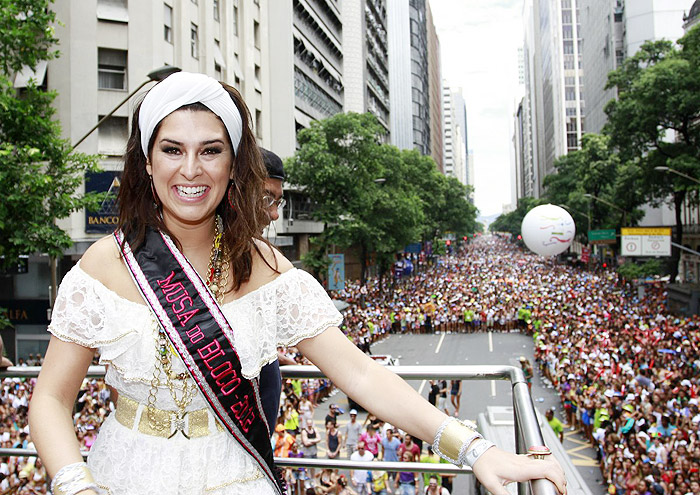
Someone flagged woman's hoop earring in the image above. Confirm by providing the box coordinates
[227,181,236,211]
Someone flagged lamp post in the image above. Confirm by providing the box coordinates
[654,166,700,185]
[72,65,181,149]
[583,193,629,226]
[583,193,629,268]
[50,66,181,309]
[560,203,591,233]
[582,193,626,213]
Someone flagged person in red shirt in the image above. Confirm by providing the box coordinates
[398,433,421,460]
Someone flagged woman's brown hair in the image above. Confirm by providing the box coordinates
[117,78,274,291]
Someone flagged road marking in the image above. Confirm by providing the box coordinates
[491,380,496,397]
[563,431,599,466]
[417,379,426,395]
[435,333,446,353]
[488,331,493,352]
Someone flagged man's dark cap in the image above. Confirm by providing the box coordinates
[260,147,285,180]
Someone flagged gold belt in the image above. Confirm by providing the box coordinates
[115,395,224,439]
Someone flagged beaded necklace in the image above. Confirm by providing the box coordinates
[146,215,228,434]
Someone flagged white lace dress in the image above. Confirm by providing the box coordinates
[48,263,343,495]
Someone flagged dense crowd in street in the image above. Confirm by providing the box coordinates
[2,234,699,494]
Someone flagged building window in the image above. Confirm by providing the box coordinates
[255,109,262,138]
[254,64,261,92]
[191,23,199,59]
[164,4,173,43]
[214,40,225,80]
[254,20,260,49]
[233,5,239,36]
[191,0,197,4]
[98,116,129,155]
[98,48,127,90]
[213,0,220,21]
[616,49,625,66]
[97,0,129,23]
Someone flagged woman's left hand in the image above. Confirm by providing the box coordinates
[471,446,567,495]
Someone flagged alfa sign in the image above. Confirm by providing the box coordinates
[621,228,671,257]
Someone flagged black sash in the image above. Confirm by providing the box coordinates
[114,228,284,494]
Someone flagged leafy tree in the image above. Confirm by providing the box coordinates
[542,133,643,242]
[489,197,542,237]
[400,149,477,240]
[0,0,59,74]
[604,26,700,280]
[0,0,103,324]
[287,112,424,285]
[617,259,662,282]
[288,112,479,287]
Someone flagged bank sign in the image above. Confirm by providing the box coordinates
[85,171,121,233]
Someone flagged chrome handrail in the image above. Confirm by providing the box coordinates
[1,364,557,495]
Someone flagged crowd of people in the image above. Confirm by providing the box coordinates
[2,233,699,494]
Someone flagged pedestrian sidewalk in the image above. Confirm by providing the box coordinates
[528,370,606,495]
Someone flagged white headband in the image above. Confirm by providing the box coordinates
[138,71,243,158]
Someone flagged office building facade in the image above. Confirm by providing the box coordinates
[387,0,432,156]
[342,0,390,131]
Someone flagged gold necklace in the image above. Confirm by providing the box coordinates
[146,215,227,434]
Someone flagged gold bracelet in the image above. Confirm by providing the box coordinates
[50,462,105,495]
[433,417,482,465]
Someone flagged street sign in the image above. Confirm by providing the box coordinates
[327,254,345,291]
[588,229,616,245]
[620,228,671,256]
[580,247,590,263]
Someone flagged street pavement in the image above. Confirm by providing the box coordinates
[306,331,606,495]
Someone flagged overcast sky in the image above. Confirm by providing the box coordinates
[430,0,525,217]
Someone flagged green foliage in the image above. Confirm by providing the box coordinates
[0,0,102,273]
[604,26,700,280]
[300,235,332,282]
[616,259,662,282]
[0,0,59,73]
[489,197,543,236]
[399,149,477,239]
[542,134,643,239]
[287,112,478,283]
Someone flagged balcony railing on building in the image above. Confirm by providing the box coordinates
[1,364,564,495]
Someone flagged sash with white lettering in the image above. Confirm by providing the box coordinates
[114,228,284,495]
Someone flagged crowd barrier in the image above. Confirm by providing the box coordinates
[0,364,557,495]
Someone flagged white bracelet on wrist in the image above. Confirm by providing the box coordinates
[50,461,106,495]
[461,438,496,468]
[433,417,484,466]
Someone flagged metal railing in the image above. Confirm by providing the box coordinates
[1,364,557,495]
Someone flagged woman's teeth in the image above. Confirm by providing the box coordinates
[176,185,207,198]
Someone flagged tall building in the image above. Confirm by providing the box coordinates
[426,3,443,171]
[4,0,277,361]
[452,89,469,185]
[519,0,540,200]
[266,0,344,257]
[442,83,468,186]
[387,0,431,155]
[685,0,700,30]
[269,0,344,156]
[580,0,688,134]
[520,0,585,197]
[342,0,390,131]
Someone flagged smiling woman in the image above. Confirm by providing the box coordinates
[147,108,234,228]
[28,72,567,495]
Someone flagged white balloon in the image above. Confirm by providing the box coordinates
[521,204,576,256]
